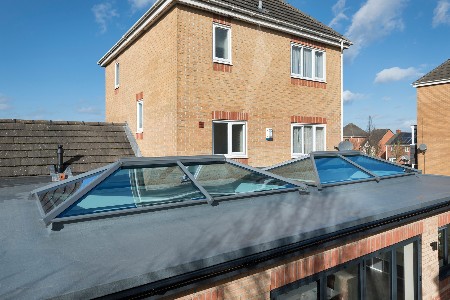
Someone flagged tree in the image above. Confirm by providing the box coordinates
[361,116,381,157]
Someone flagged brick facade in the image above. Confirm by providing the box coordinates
[104,4,343,167]
[417,83,450,175]
[171,211,450,300]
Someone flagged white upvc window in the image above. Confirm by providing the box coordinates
[213,121,247,158]
[213,23,232,64]
[291,43,326,81]
[136,100,143,132]
[114,62,120,88]
[291,124,326,157]
[405,146,409,152]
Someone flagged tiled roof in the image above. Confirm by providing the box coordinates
[362,129,392,145]
[216,0,348,41]
[0,119,136,177]
[343,123,367,137]
[413,59,450,87]
[386,132,412,146]
[98,0,351,66]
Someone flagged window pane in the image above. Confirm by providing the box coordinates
[291,45,301,75]
[293,126,303,154]
[315,157,372,184]
[365,252,391,300]
[115,63,120,86]
[326,264,359,300]
[316,127,325,151]
[303,48,312,78]
[58,167,206,218]
[344,155,407,177]
[439,229,445,267]
[304,126,313,154]
[269,158,317,183]
[215,27,229,60]
[315,52,324,79]
[138,102,143,130]
[231,124,244,153]
[396,242,417,300]
[213,123,228,154]
[276,280,318,300]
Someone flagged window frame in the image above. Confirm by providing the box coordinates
[136,100,143,133]
[439,225,450,278]
[212,120,247,158]
[290,43,326,82]
[114,62,120,89]
[212,23,232,65]
[271,237,421,300]
[291,123,326,157]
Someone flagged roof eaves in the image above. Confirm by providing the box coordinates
[98,0,352,67]
[412,78,450,88]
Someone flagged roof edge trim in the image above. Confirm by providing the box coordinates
[412,78,450,88]
[98,0,351,67]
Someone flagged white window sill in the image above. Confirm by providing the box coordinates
[223,154,248,159]
[115,85,120,89]
[213,59,233,65]
[292,154,309,159]
[290,75,326,83]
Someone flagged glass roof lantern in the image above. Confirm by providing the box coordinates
[32,156,306,226]
[266,151,418,188]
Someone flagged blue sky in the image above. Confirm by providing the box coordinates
[0,0,449,132]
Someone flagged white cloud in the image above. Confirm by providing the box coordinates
[0,94,12,111]
[343,90,365,104]
[345,0,407,60]
[329,0,348,28]
[129,0,155,11]
[92,3,119,34]
[77,106,102,115]
[374,67,423,83]
[433,0,450,27]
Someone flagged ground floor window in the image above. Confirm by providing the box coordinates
[292,124,326,157]
[213,121,246,158]
[136,100,143,132]
[271,238,419,300]
[439,225,450,277]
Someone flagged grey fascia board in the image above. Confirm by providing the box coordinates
[31,163,114,197]
[42,162,121,226]
[226,159,308,191]
[338,154,380,182]
[176,161,214,205]
[309,154,322,190]
[312,150,361,157]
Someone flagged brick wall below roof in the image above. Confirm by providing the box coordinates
[172,211,450,300]
[0,119,136,177]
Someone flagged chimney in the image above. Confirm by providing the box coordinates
[396,129,401,134]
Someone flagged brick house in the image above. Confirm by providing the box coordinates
[98,0,351,167]
[343,123,367,150]
[385,130,412,165]
[360,128,394,159]
[413,59,450,175]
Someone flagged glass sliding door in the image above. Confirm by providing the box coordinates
[396,242,418,300]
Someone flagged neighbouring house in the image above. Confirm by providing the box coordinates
[385,130,412,165]
[343,123,367,150]
[413,59,450,175]
[360,128,394,159]
[3,151,450,299]
[0,119,136,177]
[98,0,352,167]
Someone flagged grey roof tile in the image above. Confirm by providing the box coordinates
[0,119,135,177]
[413,59,450,86]
[343,123,367,137]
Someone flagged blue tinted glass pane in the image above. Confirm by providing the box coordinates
[345,155,406,176]
[58,166,206,218]
[185,163,296,197]
[315,157,372,184]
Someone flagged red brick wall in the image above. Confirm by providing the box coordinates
[172,211,450,300]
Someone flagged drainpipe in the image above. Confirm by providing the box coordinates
[340,39,344,141]
[57,145,64,173]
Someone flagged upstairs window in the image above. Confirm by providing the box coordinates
[291,43,325,81]
[292,124,326,156]
[136,100,143,132]
[213,23,231,64]
[115,62,120,88]
[213,121,246,158]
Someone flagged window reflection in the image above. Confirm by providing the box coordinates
[326,264,358,300]
[277,281,319,300]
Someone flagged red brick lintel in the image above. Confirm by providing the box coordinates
[291,116,327,124]
[291,36,326,51]
[213,14,231,26]
[212,111,248,121]
[136,92,144,101]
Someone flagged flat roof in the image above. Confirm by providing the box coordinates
[2,168,450,299]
